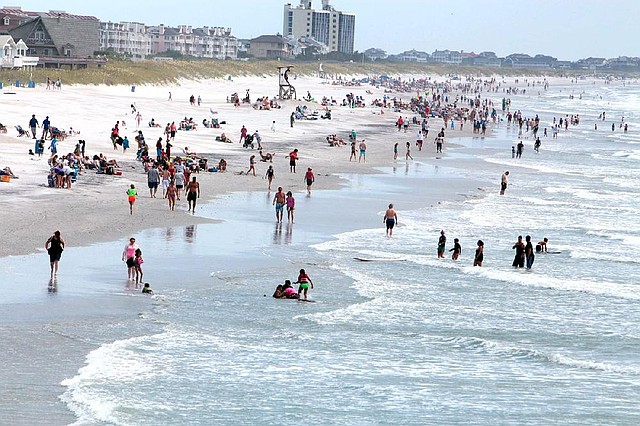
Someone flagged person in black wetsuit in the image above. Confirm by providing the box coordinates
[45,230,65,277]
[512,235,525,268]
[473,240,484,267]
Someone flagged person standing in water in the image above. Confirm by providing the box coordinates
[273,186,286,223]
[512,235,526,268]
[500,171,509,195]
[437,230,447,258]
[384,203,398,237]
[450,238,461,260]
[45,231,65,277]
[122,237,139,281]
[295,268,314,300]
[286,191,295,223]
[525,235,535,269]
[473,240,484,267]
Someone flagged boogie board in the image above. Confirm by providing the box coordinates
[354,257,406,262]
[297,299,316,303]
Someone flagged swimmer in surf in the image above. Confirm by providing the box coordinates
[295,269,314,300]
[384,203,398,237]
[536,237,548,253]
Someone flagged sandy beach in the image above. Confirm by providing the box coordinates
[0,74,482,257]
[7,72,614,424]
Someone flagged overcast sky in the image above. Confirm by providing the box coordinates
[14,0,639,60]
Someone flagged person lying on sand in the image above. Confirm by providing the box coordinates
[258,150,275,162]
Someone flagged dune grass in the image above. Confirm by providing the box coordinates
[0,59,587,87]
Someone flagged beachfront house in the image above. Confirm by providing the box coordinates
[0,35,38,69]
[391,49,430,63]
[100,21,152,59]
[248,35,292,59]
[9,11,104,69]
[502,54,557,69]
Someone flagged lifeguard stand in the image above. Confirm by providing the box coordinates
[278,66,296,100]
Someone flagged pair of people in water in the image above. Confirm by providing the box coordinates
[273,269,314,300]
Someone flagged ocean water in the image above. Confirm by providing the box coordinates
[60,82,640,425]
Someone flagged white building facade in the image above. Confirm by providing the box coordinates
[283,0,355,54]
[100,22,238,59]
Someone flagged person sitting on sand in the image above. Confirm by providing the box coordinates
[259,150,275,162]
[0,166,17,178]
[183,147,201,159]
[217,158,227,172]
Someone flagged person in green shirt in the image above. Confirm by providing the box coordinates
[127,184,137,215]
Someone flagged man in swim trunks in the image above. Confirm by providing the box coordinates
[500,171,509,195]
[147,164,160,198]
[437,230,446,258]
[186,176,200,213]
[272,186,286,223]
[384,203,398,237]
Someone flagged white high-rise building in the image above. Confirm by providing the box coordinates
[283,0,355,54]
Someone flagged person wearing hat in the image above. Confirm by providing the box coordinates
[304,167,314,195]
[42,116,51,139]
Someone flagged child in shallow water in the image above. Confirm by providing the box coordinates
[134,248,144,287]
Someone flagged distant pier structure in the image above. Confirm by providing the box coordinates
[278,65,296,100]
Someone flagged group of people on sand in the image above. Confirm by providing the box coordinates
[272,269,314,300]
[134,160,202,213]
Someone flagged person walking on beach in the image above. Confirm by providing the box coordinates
[384,204,398,237]
[304,167,314,195]
[500,171,509,195]
[265,165,275,190]
[393,142,399,160]
[525,235,535,269]
[473,240,484,267]
[29,114,39,139]
[350,141,357,161]
[437,230,447,258]
[186,176,200,213]
[290,112,295,128]
[512,235,526,268]
[416,130,424,151]
[273,186,286,223]
[288,149,298,173]
[127,184,137,215]
[405,141,413,160]
[45,231,65,277]
[161,167,171,198]
[42,116,50,139]
[286,191,295,223]
[295,268,314,300]
[168,91,172,101]
[167,180,177,211]
[247,155,256,176]
[122,237,139,281]
[358,139,367,163]
[450,238,461,260]
[271,120,276,132]
[147,164,160,198]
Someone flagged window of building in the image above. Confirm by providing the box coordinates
[3,17,9,26]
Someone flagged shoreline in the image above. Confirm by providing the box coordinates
[0,73,584,423]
